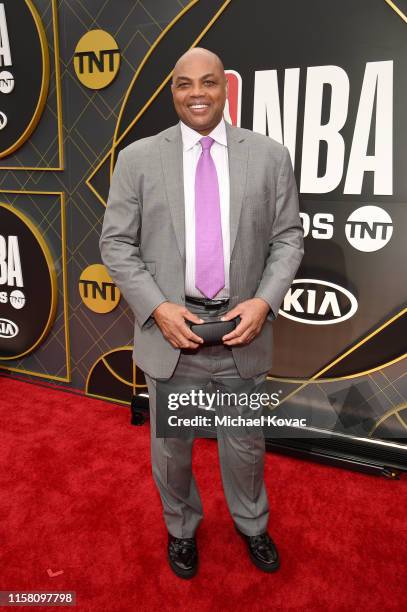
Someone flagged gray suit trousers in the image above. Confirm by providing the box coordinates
[144,301,270,539]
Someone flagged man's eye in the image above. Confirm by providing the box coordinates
[178,82,189,88]
[204,80,215,86]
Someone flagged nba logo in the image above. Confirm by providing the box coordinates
[224,70,242,127]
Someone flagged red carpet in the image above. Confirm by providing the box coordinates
[0,376,406,612]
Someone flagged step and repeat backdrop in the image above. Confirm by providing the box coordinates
[0,0,406,443]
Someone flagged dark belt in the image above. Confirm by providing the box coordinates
[185,296,229,310]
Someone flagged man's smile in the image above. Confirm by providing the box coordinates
[187,103,210,114]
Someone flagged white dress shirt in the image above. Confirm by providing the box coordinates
[180,118,230,299]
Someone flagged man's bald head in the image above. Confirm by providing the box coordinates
[172,47,226,84]
[171,47,227,135]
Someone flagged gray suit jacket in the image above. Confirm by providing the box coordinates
[100,122,304,379]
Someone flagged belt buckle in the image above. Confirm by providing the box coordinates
[204,298,228,309]
[185,295,229,309]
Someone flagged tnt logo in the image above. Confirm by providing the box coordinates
[345,205,393,252]
[224,70,242,127]
[79,264,121,313]
[73,30,120,90]
[9,289,25,310]
[0,70,13,94]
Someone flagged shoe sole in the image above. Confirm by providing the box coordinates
[168,555,198,579]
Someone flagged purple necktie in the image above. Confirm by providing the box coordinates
[195,136,225,299]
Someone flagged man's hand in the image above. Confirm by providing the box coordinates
[152,302,205,349]
[221,298,270,346]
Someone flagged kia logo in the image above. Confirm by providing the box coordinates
[279,279,358,325]
[0,317,19,338]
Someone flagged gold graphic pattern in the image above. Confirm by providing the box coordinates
[384,0,407,23]
[86,346,147,406]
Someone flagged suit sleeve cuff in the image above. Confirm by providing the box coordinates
[141,298,168,329]
[254,293,277,321]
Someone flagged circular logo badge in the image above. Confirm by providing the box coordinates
[9,289,26,309]
[0,0,49,158]
[0,203,57,360]
[79,264,120,313]
[0,70,14,94]
[73,30,120,90]
[345,205,393,252]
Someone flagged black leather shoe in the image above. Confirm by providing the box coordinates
[236,526,280,572]
[167,533,198,579]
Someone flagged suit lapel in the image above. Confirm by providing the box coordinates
[226,122,248,258]
[160,124,185,261]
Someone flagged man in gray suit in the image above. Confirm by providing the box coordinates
[100,48,303,579]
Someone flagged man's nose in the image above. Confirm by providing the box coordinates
[190,82,205,97]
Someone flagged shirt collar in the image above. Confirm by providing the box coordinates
[180,118,227,151]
